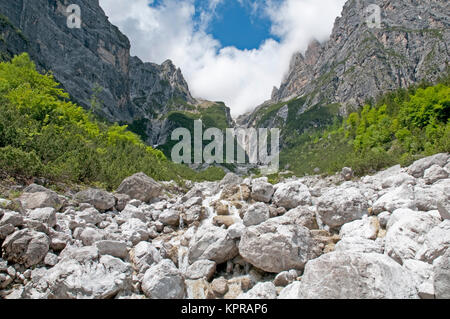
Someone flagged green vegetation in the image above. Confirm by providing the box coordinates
[280,78,450,176]
[0,54,224,190]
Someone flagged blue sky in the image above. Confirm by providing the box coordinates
[100,0,346,115]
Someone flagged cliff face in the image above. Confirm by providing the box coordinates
[0,0,200,125]
[244,0,449,131]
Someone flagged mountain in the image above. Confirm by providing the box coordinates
[0,0,232,149]
[242,0,449,141]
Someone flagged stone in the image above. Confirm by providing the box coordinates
[238,282,277,299]
[49,230,71,251]
[116,172,162,202]
[75,188,115,211]
[274,270,298,287]
[378,211,391,228]
[44,252,59,267]
[119,204,147,222]
[418,282,435,299]
[298,252,419,299]
[278,281,302,299]
[159,209,180,226]
[273,181,312,209]
[114,193,131,212]
[373,184,416,214]
[251,181,275,203]
[185,279,215,299]
[316,186,368,229]
[243,202,270,227]
[0,224,15,240]
[424,164,448,184]
[211,278,228,296]
[219,173,243,187]
[238,216,318,273]
[24,250,132,299]
[120,218,150,245]
[130,241,162,274]
[18,191,62,210]
[339,216,380,240]
[185,260,216,281]
[417,220,450,263]
[27,207,56,227]
[433,250,450,299]
[385,210,441,264]
[75,227,104,246]
[407,153,448,178]
[334,237,384,254]
[141,259,185,299]
[2,229,49,267]
[77,207,103,225]
[95,240,128,259]
[381,173,416,189]
[282,207,318,230]
[0,211,23,227]
[189,225,238,264]
[341,167,354,181]
[215,202,229,216]
[437,200,450,220]
[212,215,235,228]
[227,222,245,239]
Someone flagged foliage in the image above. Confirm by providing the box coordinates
[0,54,224,189]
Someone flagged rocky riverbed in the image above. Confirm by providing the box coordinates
[0,153,449,299]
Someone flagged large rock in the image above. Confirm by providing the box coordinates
[273,181,312,209]
[251,181,274,203]
[433,249,450,299]
[334,237,384,254]
[238,216,318,273]
[75,189,116,211]
[95,240,128,260]
[18,191,63,210]
[24,248,132,299]
[282,207,318,230]
[159,209,180,226]
[316,186,368,229]
[243,203,270,227]
[298,252,419,299]
[2,229,49,267]
[120,218,150,245]
[130,241,162,274]
[116,172,162,202]
[385,210,441,264]
[416,220,450,263]
[407,153,448,178]
[339,216,380,240]
[372,184,416,214]
[219,173,243,187]
[424,164,449,184]
[141,259,185,299]
[27,207,57,228]
[185,260,216,281]
[188,225,238,264]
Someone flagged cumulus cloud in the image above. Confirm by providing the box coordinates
[99,0,346,116]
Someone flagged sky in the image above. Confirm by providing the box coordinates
[99,0,346,116]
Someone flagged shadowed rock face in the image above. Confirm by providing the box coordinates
[0,0,194,126]
[243,0,449,130]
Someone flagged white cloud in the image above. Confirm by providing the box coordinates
[99,0,346,116]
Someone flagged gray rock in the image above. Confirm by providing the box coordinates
[2,229,49,267]
[373,184,416,214]
[117,173,162,202]
[44,252,59,267]
[119,204,147,222]
[24,250,132,299]
[381,172,416,189]
[27,207,56,228]
[227,222,245,239]
[114,193,131,212]
[0,224,15,240]
[282,207,318,230]
[189,225,238,264]
[185,260,216,281]
[77,207,103,225]
[75,189,115,211]
[334,237,384,254]
[378,211,391,228]
[273,181,312,209]
[238,216,318,273]
[408,153,449,178]
[316,186,368,229]
[274,270,298,287]
[95,240,128,259]
[0,211,23,227]
[159,209,180,226]
[424,164,449,184]
[130,241,162,274]
[219,173,243,187]
[120,218,150,245]
[75,227,105,246]
[278,281,302,299]
[433,250,450,299]
[298,252,419,299]
[141,259,185,299]
[417,220,450,263]
[341,167,354,181]
[243,203,270,227]
[339,216,380,240]
[18,191,62,210]
[238,282,277,299]
[251,181,274,203]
